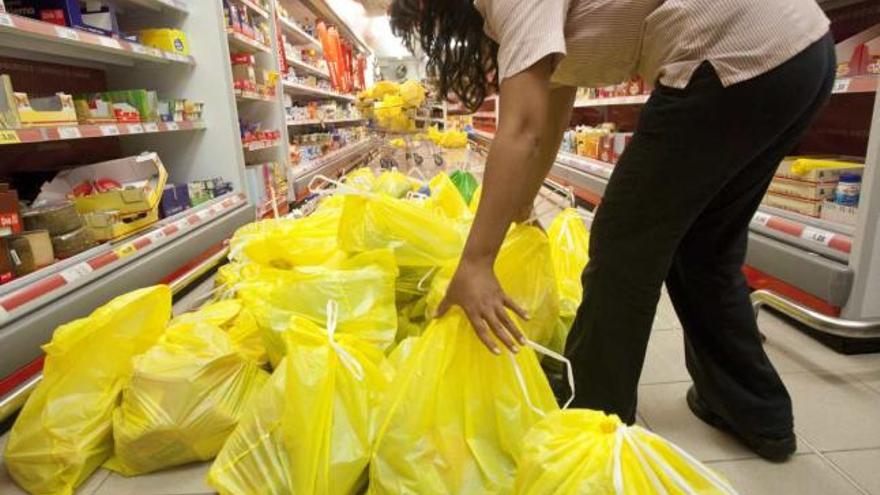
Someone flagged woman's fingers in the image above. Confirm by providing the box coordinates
[496,306,526,346]
[503,295,529,321]
[464,307,502,355]
[484,311,519,353]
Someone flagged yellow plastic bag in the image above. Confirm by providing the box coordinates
[469,185,482,213]
[547,209,590,351]
[231,206,344,269]
[427,225,560,347]
[4,286,171,495]
[338,194,466,267]
[425,172,471,220]
[237,249,399,367]
[514,410,738,495]
[399,80,426,108]
[373,170,416,199]
[370,80,400,99]
[208,305,394,495]
[344,167,377,191]
[370,310,558,494]
[172,299,267,365]
[106,322,269,476]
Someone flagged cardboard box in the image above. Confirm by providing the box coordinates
[82,206,159,241]
[14,92,77,127]
[0,75,20,129]
[768,178,836,201]
[139,28,190,55]
[763,192,823,218]
[52,226,94,258]
[73,93,116,124]
[22,201,82,235]
[159,183,191,218]
[0,183,22,236]
[36,153,167,216]
[105,90,159,123]
[10,230,53,275]
[775,157,863,183]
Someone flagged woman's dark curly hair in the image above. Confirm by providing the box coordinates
[390,0,498,112]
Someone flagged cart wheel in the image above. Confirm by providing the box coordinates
[433,154,445,167]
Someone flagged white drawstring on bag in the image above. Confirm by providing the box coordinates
[508,339,576,417]
[325,300,365,381]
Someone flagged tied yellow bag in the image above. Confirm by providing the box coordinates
[208,302,394,495]
[237,249,399,367]
[106,321,269,476]
[171,299,267,365]
[427,225,560,347]
[373,170,417,198]
[338,194,466,267]
[344,167,377,191]
[425,172,471,221]
[514,410,738,495]
[369,310,560,495]
[547,209,590,351]
[4,286,171,495]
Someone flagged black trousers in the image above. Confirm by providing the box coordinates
[565,34,836,437]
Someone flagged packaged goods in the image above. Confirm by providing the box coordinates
[0,237,16,284]
[159,183,191,218]
[82,206,160,241]
[106,321,269,476]
[4,286,171,495]
[547,209,590,351]
[0,183,22,236]
[139,29,190,55]
[22,201,82,235]
[73,93,116,124]
[14,92,78,126]
[427,225,560,347]
[834,173,861,206]
[513,410,737,495]
[237,249,398,366]
[51,226,95,259]
[10,230,53,275]
[208,308,393,495]
[370,310,558,494]
[338,194,466,267]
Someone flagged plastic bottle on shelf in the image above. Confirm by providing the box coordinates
[834,173,861,207]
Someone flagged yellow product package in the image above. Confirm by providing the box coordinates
[373,170,416,199]
[427,224,560,347]
[370,310,558,494]
[208,307,394,495]
[106,322,269,476]
[425,172,471,221]
[546,209,590,351]
[172,299,267,365]
[237,249,399,366]
[4,286,171,495]
[338,194,466,267]
[514,410,738,495]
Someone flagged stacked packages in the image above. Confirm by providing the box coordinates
[4,165,737,495]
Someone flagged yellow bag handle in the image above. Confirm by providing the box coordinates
[508,339,576,416]
[325,300,365,381]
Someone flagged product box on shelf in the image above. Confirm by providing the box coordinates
[21,201,81,235]
[36,152,168,216]
[139,29,190,56]
[159,183,191,218]
[821,201,859,227]
[9,229,53,275]
[0,237,16,284]
[4,0,120,36]
[0,183,22,236]
[82,206,159,241]
[835,23,880,77]
[51,225,94,258]
[767,178,837,201]
[105,90,159,123]
[14,92,78,127]
[0,75,20,129]
[763,193,824,218]
[73,93,116,124]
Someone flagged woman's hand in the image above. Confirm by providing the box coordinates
[436,258,529,355]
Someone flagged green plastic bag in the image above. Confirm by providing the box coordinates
[208,305,394,495]
[449,170,479,205]
[4,286,171,495]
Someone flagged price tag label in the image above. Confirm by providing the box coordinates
[752,212,771,226]
[55,26,80,41]
[147,229,166,243]
[165,122,179,131]
[0,305,9,326]
[131,44,152,55]
[0,14,14,27]
[127,123,144,134]
[801,227,833,246]
[143,122,159,133]
[100,124,120,136]
[114,243,137,258]
[0,130,20,145]
[832,78,851,94]
[164,52,189,63]
[98,36,122,49]
[196,209,212,221]
[59,263,94,284]
[57,126,81,140]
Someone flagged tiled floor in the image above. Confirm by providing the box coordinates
[1,290,879,494]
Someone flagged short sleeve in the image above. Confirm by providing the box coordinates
[476,0,568,82]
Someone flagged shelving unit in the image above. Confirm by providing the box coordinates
[277,15,322,50]
[287,117,364,127]
[227,29,272,54]
[286,56,330,79]
[283,80,356,101]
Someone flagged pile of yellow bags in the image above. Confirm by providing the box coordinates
[426,125,469,149]
[4,163,737,495]
[358,79,427,132]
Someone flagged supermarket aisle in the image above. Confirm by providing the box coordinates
[2,287,879,494]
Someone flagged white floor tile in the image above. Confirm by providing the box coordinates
[707,454,863,495]
[95,462,215,495]
[826,449,880,495]
[786,371,880,452]
[640,331,691,385]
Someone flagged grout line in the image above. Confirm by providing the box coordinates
[795,428,873,495]
[703,451,814,465]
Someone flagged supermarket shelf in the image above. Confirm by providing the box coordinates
[237,0,270,19]
[0,13,195,66]
[758,205,856,237]
[234,89,277,103]
[287,117,364,127]
[473,112,496,119]
[290,138,376,199]
[243,139,281,151]
[227,29,271,54]
[278,16,322,51]
[299,0,371,54]
[283,80,355,101]
[832,74,879,94]
[750,209,852,263]
[745,233,853,307]
[0,193,253,378]
[257,189,290,218]
[574,94,650,108]
[0,120,204,146]
[287,57,330,79]
[111,0,189,14]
